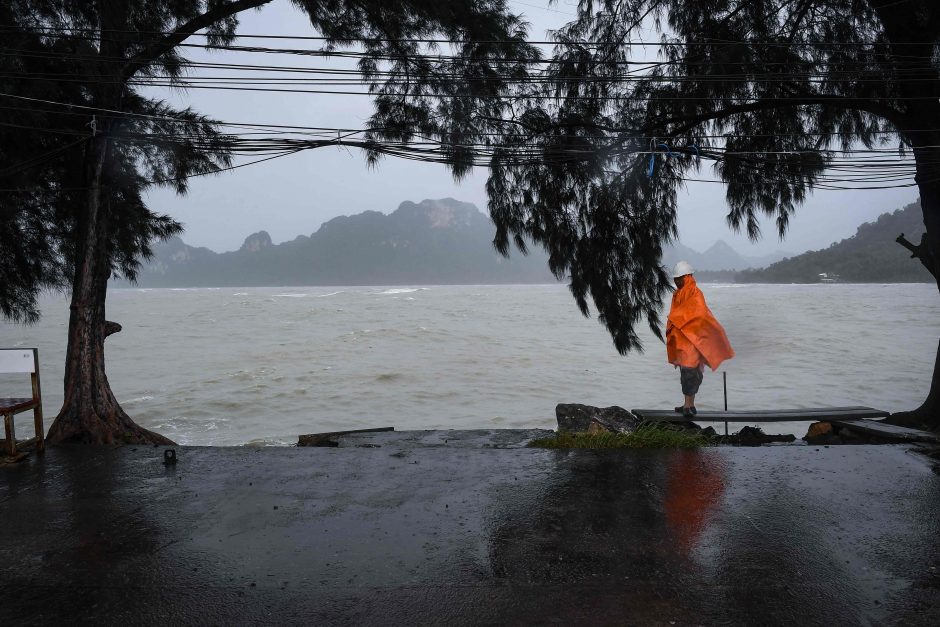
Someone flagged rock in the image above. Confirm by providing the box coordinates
[555,404,640,434]
[837,427,871,444]
[297,434,339,447]
[803,422,842,445]
[727,425,797,446]
[805,421,832,439]
[737,425,767,446]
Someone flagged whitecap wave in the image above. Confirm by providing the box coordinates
[378,288,421,294]
[150,415,231,437]
[274,293,308,298]
[122,395,154,404]
[243,437,294,447]
[315,291,344,298]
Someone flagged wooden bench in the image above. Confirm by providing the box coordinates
[631,406,890,423]
[1,348,45,457]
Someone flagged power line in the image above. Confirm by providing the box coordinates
[8,69,938,86]
[0,89,936,192]
[8,24,940,47]
[3,78,938,102]
[4,92,933,145]
[4,42,938,67]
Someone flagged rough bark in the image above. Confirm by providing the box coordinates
[886,123,940,431]
[888,171,940,430]
[887,339,940,431]
[42,0,280,445]
[875,0,940,430]
[45,115,173,446]
[909,129,940,291]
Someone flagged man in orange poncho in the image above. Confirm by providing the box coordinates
[666,261,735,417]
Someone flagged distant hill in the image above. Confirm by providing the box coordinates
[130,199,556,287]
[122,198,787,288]
[736,201,932,283]
[662,240,789,272]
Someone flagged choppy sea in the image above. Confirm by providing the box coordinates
[1,283,937,445]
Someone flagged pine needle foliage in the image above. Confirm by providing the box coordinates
[485,0,940,355]
[0,0,538,324]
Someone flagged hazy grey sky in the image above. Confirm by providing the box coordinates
[144,0,918,255]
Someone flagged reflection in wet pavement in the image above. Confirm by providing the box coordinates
[1,443,938,625]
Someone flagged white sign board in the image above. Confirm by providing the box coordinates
[0,349,36,373]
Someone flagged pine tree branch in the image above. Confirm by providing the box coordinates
[648,94,905,137]
[784,0,814,43]
[896,232,937,279]
[121,0,273,82]
[487,94,903,140]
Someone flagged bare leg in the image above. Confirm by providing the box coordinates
[684,394,695,409]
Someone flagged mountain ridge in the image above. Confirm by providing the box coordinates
[124,198,794,288]
[736,201,931,283]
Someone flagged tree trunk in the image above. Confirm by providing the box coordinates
[45,132,174,445]
[887,339,940,431]
[885,135,940,431]
[45,0,174,446]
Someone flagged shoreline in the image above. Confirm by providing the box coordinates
[8,284,937,448]
[106,280,937,289]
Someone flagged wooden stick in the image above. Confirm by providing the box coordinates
[3,412,15,456]
[31,349,44,453]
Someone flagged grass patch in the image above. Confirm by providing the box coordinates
[529,423,713,449]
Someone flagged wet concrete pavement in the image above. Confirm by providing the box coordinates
[2,436,939,626]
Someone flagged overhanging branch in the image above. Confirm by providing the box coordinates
[896,232,937,279]
[121,0,273,82]
[645,94,905,137]
[485,94,903,147]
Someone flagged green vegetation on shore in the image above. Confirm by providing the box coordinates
[736,201,931,283]
[530,424,713,449]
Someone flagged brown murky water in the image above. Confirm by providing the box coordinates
[1,283,937,444]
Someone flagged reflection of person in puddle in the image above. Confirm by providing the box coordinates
[663,450,726,554]
[666,261,735,417]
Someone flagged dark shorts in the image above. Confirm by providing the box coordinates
[680,366,704,396]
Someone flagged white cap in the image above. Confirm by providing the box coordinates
[673,261,694,278]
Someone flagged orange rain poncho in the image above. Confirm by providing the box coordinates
[666,276,735,370]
